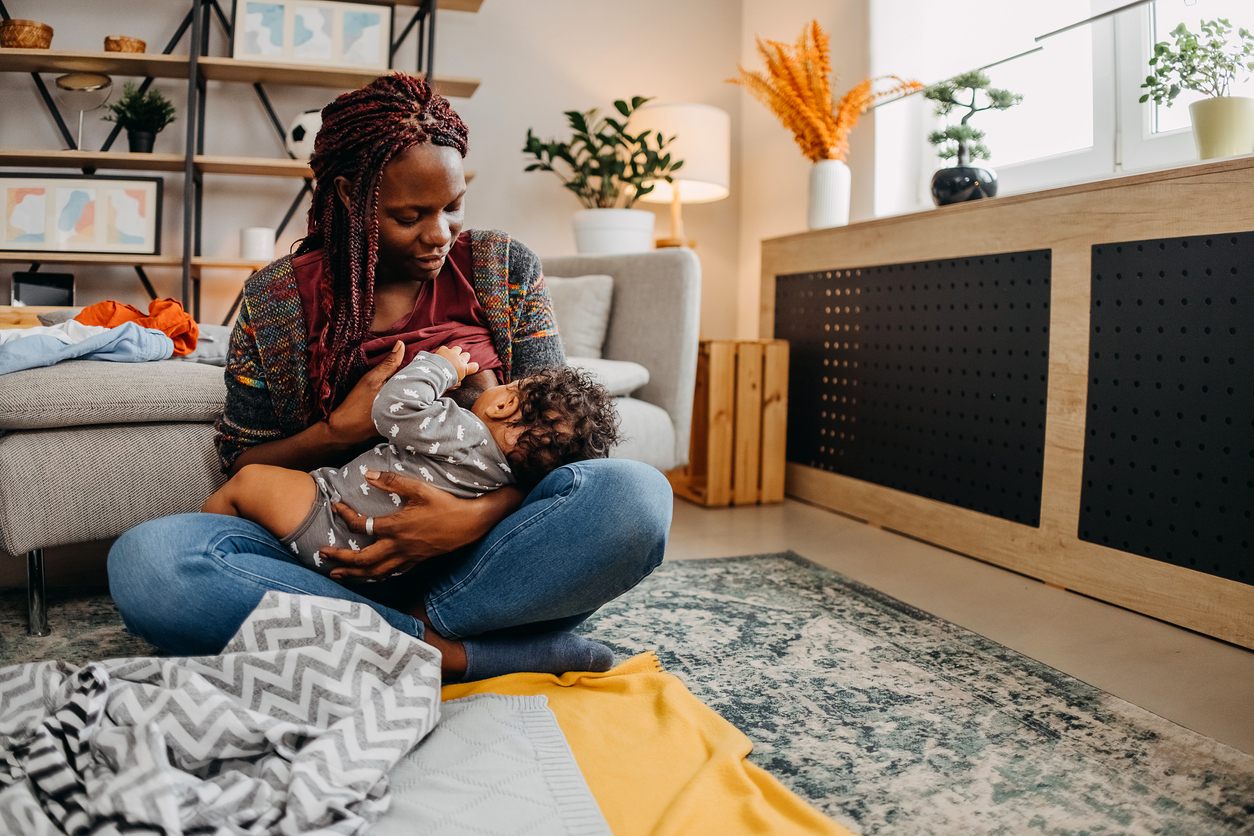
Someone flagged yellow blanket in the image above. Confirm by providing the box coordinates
[442,652,853,836]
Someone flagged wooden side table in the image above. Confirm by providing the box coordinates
[667,339,789,506]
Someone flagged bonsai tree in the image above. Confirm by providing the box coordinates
[1140,18,1254,106]
[522,96,684,209]
[925,70,1022,167]
[103,82,177,135]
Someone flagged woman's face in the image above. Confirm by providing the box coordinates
[348,142,467,284]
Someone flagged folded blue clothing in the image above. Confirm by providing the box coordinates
[0,321,174,376]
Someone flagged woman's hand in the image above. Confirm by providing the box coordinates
[320,470,525,580]
[326,340,406,446]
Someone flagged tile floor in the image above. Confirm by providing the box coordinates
[667,497,1254,756]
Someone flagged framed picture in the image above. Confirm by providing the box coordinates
[1,174,163,256]
[232,0,394,71]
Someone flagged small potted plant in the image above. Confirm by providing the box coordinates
[103,82,177,153]
[1140,18,1254,160]
[925,70,1022,207]
[523,96,684,254]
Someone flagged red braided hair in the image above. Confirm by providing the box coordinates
[297,72,469,420]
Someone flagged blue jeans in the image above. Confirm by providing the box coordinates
[107,458,671,656]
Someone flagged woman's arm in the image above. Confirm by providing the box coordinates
[319,472,526,579]
[507,239,566,378]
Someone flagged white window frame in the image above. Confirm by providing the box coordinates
[1114,3,1197,172]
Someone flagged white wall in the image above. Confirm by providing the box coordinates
[735,0,872,339]
[1,0,745,334]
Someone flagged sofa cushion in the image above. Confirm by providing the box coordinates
[545,274,613,359]
[0,360,226,430]
[609,397,677,471]
[568,357,650,397]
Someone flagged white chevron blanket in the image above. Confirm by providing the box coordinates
[0,592,442,835]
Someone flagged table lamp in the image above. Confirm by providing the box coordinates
[631,102,730,248]
[54,73,112,150]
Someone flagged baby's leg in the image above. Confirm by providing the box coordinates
[201,464,318,540]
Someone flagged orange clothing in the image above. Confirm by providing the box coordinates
[75,298,198,356]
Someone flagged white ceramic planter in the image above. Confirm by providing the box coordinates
[807,159,851,230]
[1188,96,1254,160]
[571,208,655,255]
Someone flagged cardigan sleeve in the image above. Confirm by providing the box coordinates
[213,303,287,471]
[507,238,566,378]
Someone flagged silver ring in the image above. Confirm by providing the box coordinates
[365,516,374,535]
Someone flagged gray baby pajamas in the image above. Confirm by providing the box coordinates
[282,351,515,577]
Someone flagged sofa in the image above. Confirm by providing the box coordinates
[0,247,700,635]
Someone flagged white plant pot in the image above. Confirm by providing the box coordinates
[571,208,655,255]
[807,159,851,230]
[1188,96,1254,160]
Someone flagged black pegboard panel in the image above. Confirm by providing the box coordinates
[774,251,1051,525]
[1081,232,1253,586]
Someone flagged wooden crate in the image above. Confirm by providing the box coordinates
[668,339,789,506]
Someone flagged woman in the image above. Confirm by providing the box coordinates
[107,74,672,680]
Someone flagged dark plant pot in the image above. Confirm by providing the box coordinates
[127,130,156,153]
[931,165,998,206]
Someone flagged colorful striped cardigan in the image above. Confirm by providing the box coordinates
[214,229,563,470]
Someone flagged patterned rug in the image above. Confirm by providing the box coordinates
[2,553,1252,835]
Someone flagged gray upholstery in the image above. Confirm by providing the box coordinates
[542,249,701,470]
[0,423,226,556]
[0,361,226,430]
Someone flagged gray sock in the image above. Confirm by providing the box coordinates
[461,631,614,682]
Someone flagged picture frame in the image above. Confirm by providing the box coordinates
[1,173,163,256]
[231,0,394,72]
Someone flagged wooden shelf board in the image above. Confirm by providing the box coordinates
[0,148,185,172]
[195,155,313,178]
[197,57,478,96]
[0,252,181,267]
[0,48,189,78]
[423,0,484,9]
[191,257,271,270]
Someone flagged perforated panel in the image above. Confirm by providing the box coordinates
[775,251,1051,525]
[1081,232,1253,585]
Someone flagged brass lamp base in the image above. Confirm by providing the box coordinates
[655,237,694,249]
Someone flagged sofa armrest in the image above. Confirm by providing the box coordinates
[541,249,700,468]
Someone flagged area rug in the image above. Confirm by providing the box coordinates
[2,553,1252,835]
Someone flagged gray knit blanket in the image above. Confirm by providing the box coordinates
[0,593,442,835]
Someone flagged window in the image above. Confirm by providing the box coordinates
[872,0,1254,217]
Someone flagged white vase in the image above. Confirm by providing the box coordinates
[1188,96,1254,160]
[807,159,851,230]
[571,208,655,255]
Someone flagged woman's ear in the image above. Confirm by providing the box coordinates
[334,176,353,210]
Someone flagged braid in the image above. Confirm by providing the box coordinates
[298,73,469,419]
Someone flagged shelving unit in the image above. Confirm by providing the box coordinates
[0,0,480,321]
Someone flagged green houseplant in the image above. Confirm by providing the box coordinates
[104,82,177,153]
[523,96,684,254]
[924,70,1022,206]
[1140,18,1254,159]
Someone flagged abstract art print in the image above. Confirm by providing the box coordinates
[1,174,162,255]
[231,0,392,71]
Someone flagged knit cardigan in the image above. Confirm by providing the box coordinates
[214,229,563,471]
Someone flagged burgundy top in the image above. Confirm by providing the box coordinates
[293,231,504,384]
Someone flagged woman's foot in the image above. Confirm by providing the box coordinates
[461,632,614,682]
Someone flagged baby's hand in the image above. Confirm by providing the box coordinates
[435,345,479,386]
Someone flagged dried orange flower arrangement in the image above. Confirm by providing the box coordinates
[730,20,922,162]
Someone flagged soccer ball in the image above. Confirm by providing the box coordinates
[286,109,322,160]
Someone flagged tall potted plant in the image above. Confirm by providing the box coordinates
[103,82,177,152]
[1140,18,1254,160]
[925,70,1022,206]
[523,96,684,254]
[729,20,920,229]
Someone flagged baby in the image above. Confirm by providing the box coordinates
[202,343,620,578]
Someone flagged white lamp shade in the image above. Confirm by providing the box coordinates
[631,102,730,204]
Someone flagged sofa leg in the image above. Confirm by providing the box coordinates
[27,549,49,637]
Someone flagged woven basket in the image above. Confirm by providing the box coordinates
[0,19,53,49]
[104,35,146,53]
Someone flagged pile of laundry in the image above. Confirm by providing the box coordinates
[0,299,228,375]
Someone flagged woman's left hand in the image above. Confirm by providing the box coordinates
[320,470,524,580]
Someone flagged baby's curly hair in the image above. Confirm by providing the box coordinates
[507,366,621,487]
